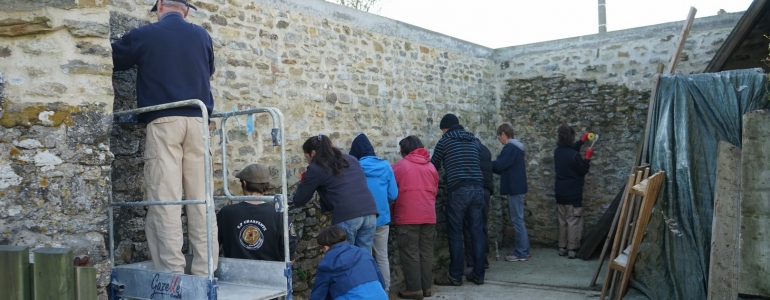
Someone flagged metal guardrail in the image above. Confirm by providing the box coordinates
[110,99,215,280]
[109,100,292,297]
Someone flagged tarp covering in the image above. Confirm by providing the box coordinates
[627,69,769,299]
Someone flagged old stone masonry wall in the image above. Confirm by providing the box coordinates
[109,0,498,298]
[0,0,115,298]
[0,0,742,298]
[494,13,741,246]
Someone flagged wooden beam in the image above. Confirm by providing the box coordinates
[707,141,741,300]
[705,0,769,72]
[639,74,661,165]
[666,7,697,74]
[32,248,74,300]
[0,245,30,300]
[75,267,97,300]
[739,110,770,297]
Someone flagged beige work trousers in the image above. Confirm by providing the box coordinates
[557,204,583,251]
[144,116,218,276]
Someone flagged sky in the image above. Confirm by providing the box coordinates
[373,0,754,48]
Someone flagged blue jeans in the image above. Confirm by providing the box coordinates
[508,194,530,257]
[336,214,376,253]
[446,185,486,281]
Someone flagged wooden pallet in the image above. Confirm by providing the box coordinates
[600,170,665,299]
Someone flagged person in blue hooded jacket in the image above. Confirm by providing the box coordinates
[310,226,388,300]
[349,134,398,291]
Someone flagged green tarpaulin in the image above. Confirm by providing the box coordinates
[628,68,769,299]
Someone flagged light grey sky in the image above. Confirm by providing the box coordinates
[374,0,754,48]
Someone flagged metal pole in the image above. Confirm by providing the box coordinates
[598,0,607,33]
[201,106,214,281]
[109,198,115,269]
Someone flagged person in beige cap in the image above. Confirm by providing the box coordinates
[216,164,298,262]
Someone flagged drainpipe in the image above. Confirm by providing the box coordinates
[598,0,607,33]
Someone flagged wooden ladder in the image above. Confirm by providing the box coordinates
[600,170,666,299]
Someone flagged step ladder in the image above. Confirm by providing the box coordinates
[109,100,292,300]
[600,169,665,300]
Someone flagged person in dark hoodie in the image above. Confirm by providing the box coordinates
[492,123,530,262]
[553,124,593,259]
[349,134,398,291]
[463,140,493,273]
[293,135,379,252]
[431,113,486,286]
[310,226,388,300]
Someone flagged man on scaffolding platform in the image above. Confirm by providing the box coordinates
[111,0,218,276]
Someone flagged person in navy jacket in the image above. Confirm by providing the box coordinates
[349,134,398,291]
[292,135,379,252]
[554,124,593,259]
[111,0,218,276]
[310,226,388,300]
[492,123,530,262]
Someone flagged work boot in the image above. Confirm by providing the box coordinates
[559,248,568,256]
[398,290,424,299]
[423,289,432,297]
[434,274,462,286]
[568,250,577,259]
[466,274,484,285]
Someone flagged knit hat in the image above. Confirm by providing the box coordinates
[235,164,269,184]
[439,114,460,129]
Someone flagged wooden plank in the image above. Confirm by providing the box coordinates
[32,248,75,300]
[578,185,625,261]
[75,267,97,300]
[739,110,770,297]
[588,182,627,287]
[0,245,30,300]
[707,141,742,300]
[639,74,660,165]
[665,7,697,74]
[600,174,637,299]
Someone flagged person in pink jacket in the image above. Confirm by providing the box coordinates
[391,136,439,299]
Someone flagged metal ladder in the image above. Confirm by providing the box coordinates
[108,100,292,300]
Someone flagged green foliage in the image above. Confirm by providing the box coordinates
[295,266,308,281]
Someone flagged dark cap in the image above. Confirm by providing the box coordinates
[439,113,460,129]
[235,164,269,184]
[151,0,198,12]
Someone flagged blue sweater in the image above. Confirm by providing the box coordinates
[309,243,387,300]
[111,13,215,124]
[431,125,483,192]
[492,139,528,195]
[349,134,398,226]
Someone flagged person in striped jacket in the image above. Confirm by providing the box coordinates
[430,113,487,286]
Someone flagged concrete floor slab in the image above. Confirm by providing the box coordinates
[425,246,607,299]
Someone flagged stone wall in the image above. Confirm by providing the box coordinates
[0,1,114,298]
[493,13,741,246]
[0,0,744,298]
[108,0,498,298]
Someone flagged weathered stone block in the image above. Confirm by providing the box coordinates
[0,16,54,37]
[60,60,112,76]
[64,20,109,38]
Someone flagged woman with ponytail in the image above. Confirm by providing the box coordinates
[293,134,379,252]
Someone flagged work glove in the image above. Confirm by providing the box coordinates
[585,148,594,160]
[581,131,591,143]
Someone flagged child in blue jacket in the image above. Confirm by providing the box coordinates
[310,226,388,300]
